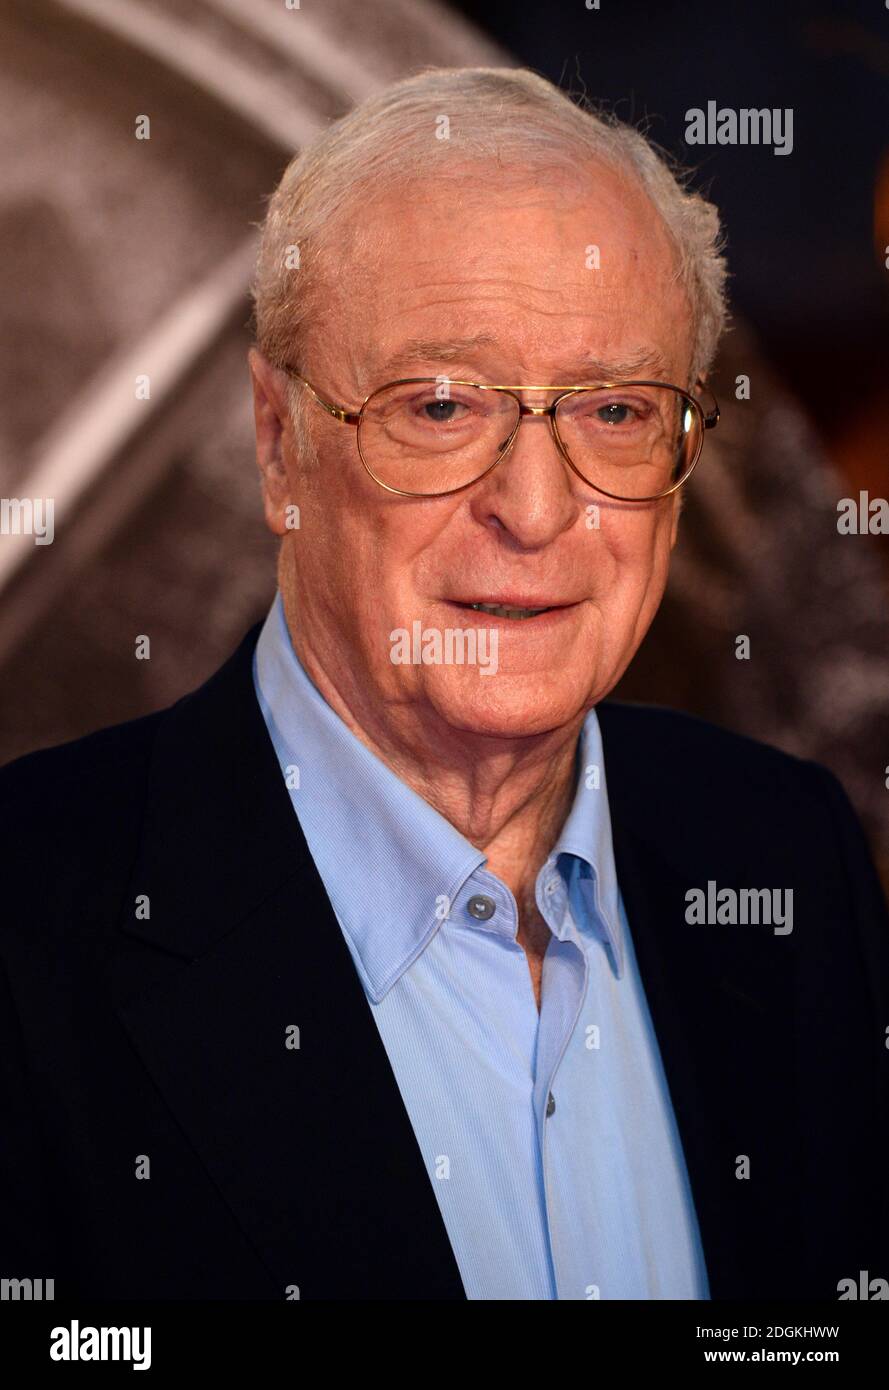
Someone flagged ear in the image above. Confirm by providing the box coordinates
[248,347,295,537]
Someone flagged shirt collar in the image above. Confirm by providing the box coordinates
[253,591,624,998]
[550,718,625,978]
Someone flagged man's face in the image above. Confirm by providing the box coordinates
[252,160,695,740]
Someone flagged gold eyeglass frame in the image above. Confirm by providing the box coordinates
[279,367,720,502]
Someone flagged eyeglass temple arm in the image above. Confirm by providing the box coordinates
[695,377,720,430]
[283,369,360,426]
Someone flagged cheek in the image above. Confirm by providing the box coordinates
[327,507,444,660]
[591,509,674,623]
[595,507,668,579]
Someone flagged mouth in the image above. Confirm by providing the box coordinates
[447,599,575,621]
[467,602,553,620]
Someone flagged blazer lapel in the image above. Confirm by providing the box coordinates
[599,701,800,1299]
[607,820,744,1297]
[111,625,466,1300]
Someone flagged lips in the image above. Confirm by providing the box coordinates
[467,602,553,619]
[447,597,576,621]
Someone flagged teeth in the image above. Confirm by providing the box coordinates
[469,602,551,619]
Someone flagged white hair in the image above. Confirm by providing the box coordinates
[250,66,729,453]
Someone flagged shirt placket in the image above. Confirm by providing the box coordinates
[533,857,590,1298]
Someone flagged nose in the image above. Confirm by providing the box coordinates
[469,405,579,549]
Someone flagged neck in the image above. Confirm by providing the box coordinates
[278,585,582,911]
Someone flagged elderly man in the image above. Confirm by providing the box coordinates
[1,67,887,1303]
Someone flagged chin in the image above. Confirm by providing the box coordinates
[427,673,588,740]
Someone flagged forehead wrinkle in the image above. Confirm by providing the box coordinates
[350,258,690,386]
[374,339,673,385]
[377,287,630,351]
[379,271,613,299]
[374,271,663,333]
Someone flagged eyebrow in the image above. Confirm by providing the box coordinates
[374,335,672,383]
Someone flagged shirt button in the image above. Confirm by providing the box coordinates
[546,1092,556,1117]
[467,893,496,921]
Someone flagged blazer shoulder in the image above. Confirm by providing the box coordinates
[0,706,166,812]
[595,700,886,910]
[0,623,262,939]
[598,698,805,762]
[0,707,170,934]
[596,698,829,804]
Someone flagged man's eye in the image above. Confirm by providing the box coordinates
[596,402,634,426]
[420,399,462,423]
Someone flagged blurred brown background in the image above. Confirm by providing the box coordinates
[1,0,887,887]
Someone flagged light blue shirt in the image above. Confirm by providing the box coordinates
[253,591,710,1300]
